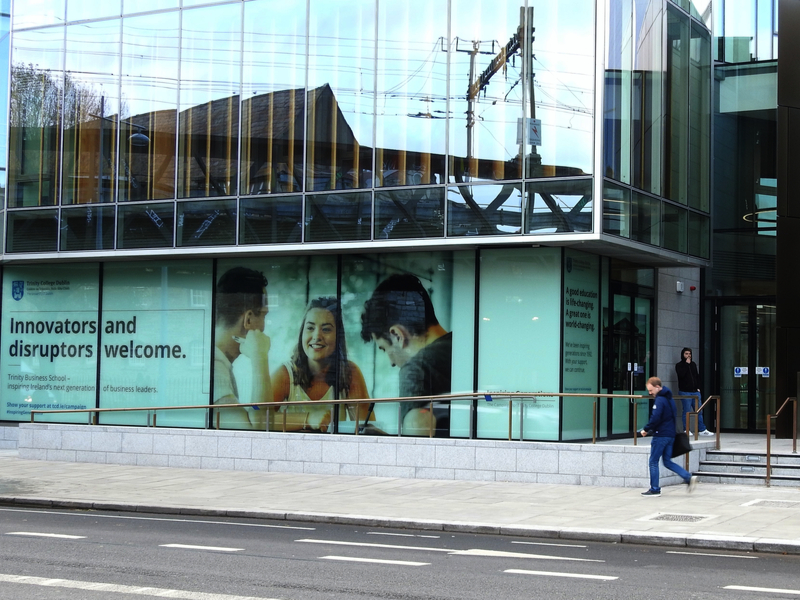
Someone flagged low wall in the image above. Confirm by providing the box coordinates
[16,423,707,488]
[0,423,19,450]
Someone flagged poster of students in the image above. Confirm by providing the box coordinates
[0,265,100,422]
[213,251,460,435]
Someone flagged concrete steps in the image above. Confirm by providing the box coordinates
[697,450,800,487]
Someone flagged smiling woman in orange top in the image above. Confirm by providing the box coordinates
[272,297,369,432]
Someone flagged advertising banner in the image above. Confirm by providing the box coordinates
[561,249,600,440]
[98,260,212,427]
[1,265,100,422]
[213,252,459,435]
[477,247,562,440]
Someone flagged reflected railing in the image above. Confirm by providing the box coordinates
[30,392,662,443]
[766,397,798,487]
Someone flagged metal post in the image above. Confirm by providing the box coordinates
[592,401,597,444]
[508,398,513,441]
[767,414,772,487]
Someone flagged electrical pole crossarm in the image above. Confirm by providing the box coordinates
[467,33,520,100]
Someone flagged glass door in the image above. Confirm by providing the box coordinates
[603,293,652,435]
[717,302,776,431]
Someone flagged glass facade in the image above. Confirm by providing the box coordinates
[3,0,710,259]
[0,247,616,442]
[602,0,710,259]
[0,0,721,440]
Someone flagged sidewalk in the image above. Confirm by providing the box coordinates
[1,434,800,554]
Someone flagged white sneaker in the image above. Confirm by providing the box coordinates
[687,475,698,493]
[699,430,714,437]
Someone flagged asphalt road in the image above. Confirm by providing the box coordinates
[1,507,799,600]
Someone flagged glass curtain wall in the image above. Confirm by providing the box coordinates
[178,3,241,199]
[8,27,64,208]
[61,19,121,205]
[240,0,306,196]
[306,0,375,192]
[605,0,663,193]
[0,0,9,211]
[120,12,179,203]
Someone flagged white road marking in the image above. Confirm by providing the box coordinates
[725,585,800,595]
[160,543,243,552]
[320,555,429,566]
[297,539,450,553]
[5,531,86,540]
[667,551,756,559]
[505,569,618,581]
[367,532,440,539]
[451,548,602,562]
[0,573,282,599]
[512,540,587,548]
[295,539,602,562]
[0,507,314,530]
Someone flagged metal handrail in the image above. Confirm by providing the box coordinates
[685,395,721,449]
[29,391,652,442]
[683,395,721,470]
[766,397,798,487]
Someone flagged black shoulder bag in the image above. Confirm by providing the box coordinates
[671,398,692,458]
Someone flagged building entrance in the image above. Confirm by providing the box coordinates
[715,301,776,431]
[603,290,653,436]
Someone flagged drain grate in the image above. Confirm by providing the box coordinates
[750,500,800,509]
[649,513,706,523]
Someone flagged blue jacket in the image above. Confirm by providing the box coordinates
[643,386,677,438]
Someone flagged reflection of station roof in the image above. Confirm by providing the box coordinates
[125,84,356,146]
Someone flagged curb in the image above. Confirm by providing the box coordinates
[2,495,800,555]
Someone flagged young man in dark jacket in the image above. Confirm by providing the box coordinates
[640,376,697,496]
[675,347,713,436]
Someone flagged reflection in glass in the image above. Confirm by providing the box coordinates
[0,7,9,204]
[62,20,121,205]
[450,1,524,183]
[240,195,303,245]
[67,0,120,22]
[177,199,235,247]
[375,187,444,240]
[602,181,630,238]
[689,21,710,211]
[307,0,374,191]
[117,202,174,248]
[631,191,660,245]
[447,184,522,237]
[376,0,446,188]
[526,178,592,234]
[633,0,663,195]
[178,4,241,198]
[61,205,115,250]
[662,202,687,252]
[122,0,178,15]
[120,12,179,202]
[688,211,709,258]
[666,6,689,204]
[7,209,58,252]
[305,191,371,242]
[11,0,64,29]
[8,28,64,207]
[241,0,306,195]
[604,0,633,185]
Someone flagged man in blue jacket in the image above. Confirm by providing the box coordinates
[640,376,698,497]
